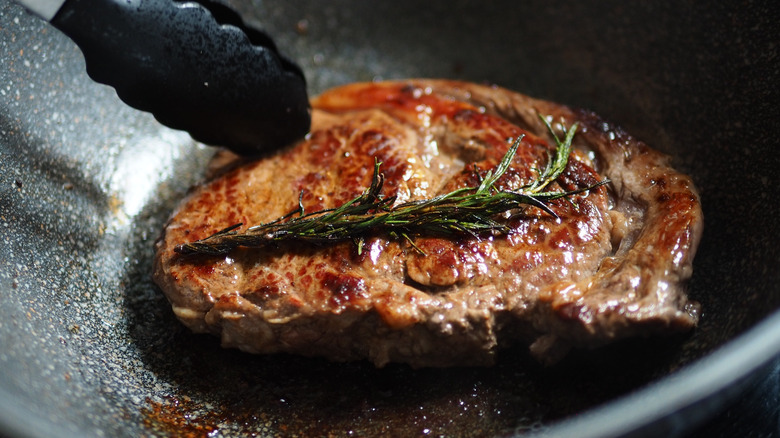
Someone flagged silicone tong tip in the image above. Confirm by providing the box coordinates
[50,0,311,155]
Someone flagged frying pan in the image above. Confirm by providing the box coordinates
[1,0,779,436]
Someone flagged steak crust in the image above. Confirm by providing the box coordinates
[153,80,703,367]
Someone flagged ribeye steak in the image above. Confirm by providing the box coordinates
[153,80,703,367]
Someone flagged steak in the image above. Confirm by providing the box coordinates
[153,80,703,367]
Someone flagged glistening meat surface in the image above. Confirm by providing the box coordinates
[153,80,703,367]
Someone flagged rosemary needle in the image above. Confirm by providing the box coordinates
[174,116,608,256]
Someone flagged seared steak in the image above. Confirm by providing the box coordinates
[153,80,703,367]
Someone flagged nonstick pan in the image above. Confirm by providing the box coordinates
[1,1,779,437]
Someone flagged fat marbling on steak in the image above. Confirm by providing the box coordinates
[153,80,703,367]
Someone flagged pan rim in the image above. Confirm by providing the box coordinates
[1,310,778,437]
[525,308,780,438]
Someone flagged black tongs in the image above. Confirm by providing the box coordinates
[16,0,311,155]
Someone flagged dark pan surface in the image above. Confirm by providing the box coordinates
[1,0,779,436]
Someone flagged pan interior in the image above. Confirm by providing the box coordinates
[1,0,779,437]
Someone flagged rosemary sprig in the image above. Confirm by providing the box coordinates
[175,117,608,256]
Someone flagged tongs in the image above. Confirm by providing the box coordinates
[15,0,311,155]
